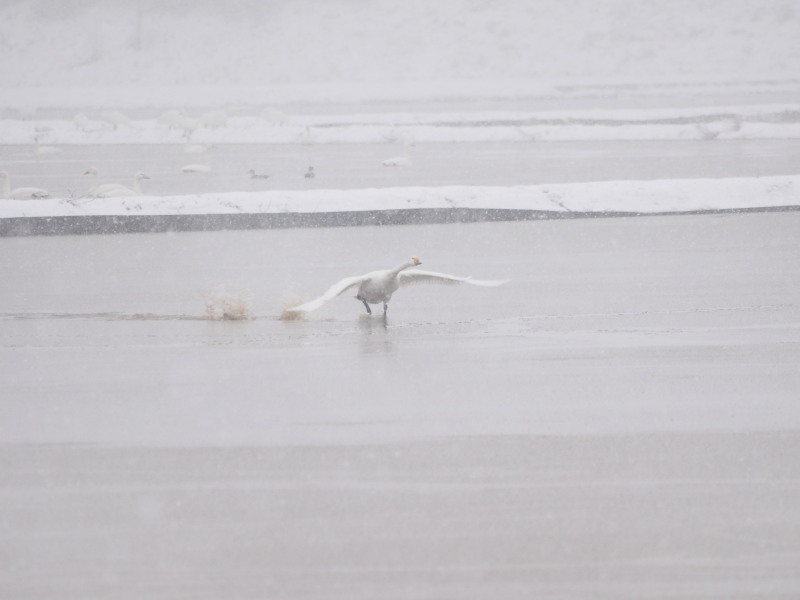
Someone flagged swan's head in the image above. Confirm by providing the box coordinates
[84,167,98,176]
[135,172,151,180]
[411,256,422,266]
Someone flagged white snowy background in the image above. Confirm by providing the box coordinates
[3,0,799,92]
[1,0,799,215]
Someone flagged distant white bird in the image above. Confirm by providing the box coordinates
[287,257,508,316]
[34,135,61,155]
[261,107,287,125]
[382,133,414,166]
[201,110,228,129]
[100,109,130,130]
[0,170,49,199]
[184,143,212,154]
[86,169,149,197]
[182,163,211,173]
[84,166,133,197]
[300,126,316,145]
[382,155,411,167]
[73,113,91,131]
[304,166,315,178]
[158,109,185,130]
[178,115,200,140]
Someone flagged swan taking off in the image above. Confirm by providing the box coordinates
[287,257,508,316]
[0,170,49,199]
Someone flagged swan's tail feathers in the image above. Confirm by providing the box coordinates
[399,269,509,288]
[285,296,328,313]
[285,275,367,314]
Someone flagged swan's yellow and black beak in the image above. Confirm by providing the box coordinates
[412,256,422,265]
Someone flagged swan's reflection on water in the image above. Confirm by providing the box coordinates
[358,313,393,356]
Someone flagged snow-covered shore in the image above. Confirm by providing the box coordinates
[2,175,798,222]
[5,103,800,146]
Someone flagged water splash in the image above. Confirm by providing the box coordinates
[204,284,254,321]
[280,295,309,321]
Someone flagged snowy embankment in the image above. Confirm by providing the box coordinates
[5,104,800,145]
[2,176,798,223]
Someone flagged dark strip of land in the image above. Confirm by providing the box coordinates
[1,205,798,237]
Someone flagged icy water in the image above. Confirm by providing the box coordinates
[3,139,800,198]
[2,213,800,598]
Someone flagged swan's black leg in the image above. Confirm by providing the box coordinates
[383,302,389,315]
[358,296,372,314]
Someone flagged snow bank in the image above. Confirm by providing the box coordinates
[2,176,797,220]
[4,104,800,145]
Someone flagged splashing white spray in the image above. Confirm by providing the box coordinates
[280,294,311,321]
[204,284,254,321]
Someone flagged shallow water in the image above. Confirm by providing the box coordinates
[2,212,798,446]
[3,139,800,198]
[2,213,800,598]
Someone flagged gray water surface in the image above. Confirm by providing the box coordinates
[3,139,800,198]
[2,213,799,599]
[2,213,798,445]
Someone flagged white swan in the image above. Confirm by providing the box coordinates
[100,109,130,130]
[382,134,414,167]
[0,170,49,199]
[84,166,110,196]
[184,143,212,154]
[35,135,62,155]
[261,107,287,125]
[86,169,149,197]
[200,110,228,129]
[382,155,411,167]
[178,115,199,140]
[287,257,508,316]
[182,163,211,173]
[73,113,91,131]
[84,167,138,197]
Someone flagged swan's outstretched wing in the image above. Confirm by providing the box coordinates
[287,274,367,312]
[398,269,509,288]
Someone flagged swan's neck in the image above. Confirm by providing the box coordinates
[132,176,142,195]
[390,260,418,276]
[2,177,10,199]
[87,171,97,195]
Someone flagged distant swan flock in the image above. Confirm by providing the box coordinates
[287,257,508,316]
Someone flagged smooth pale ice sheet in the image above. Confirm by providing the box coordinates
[1,212,798,445]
